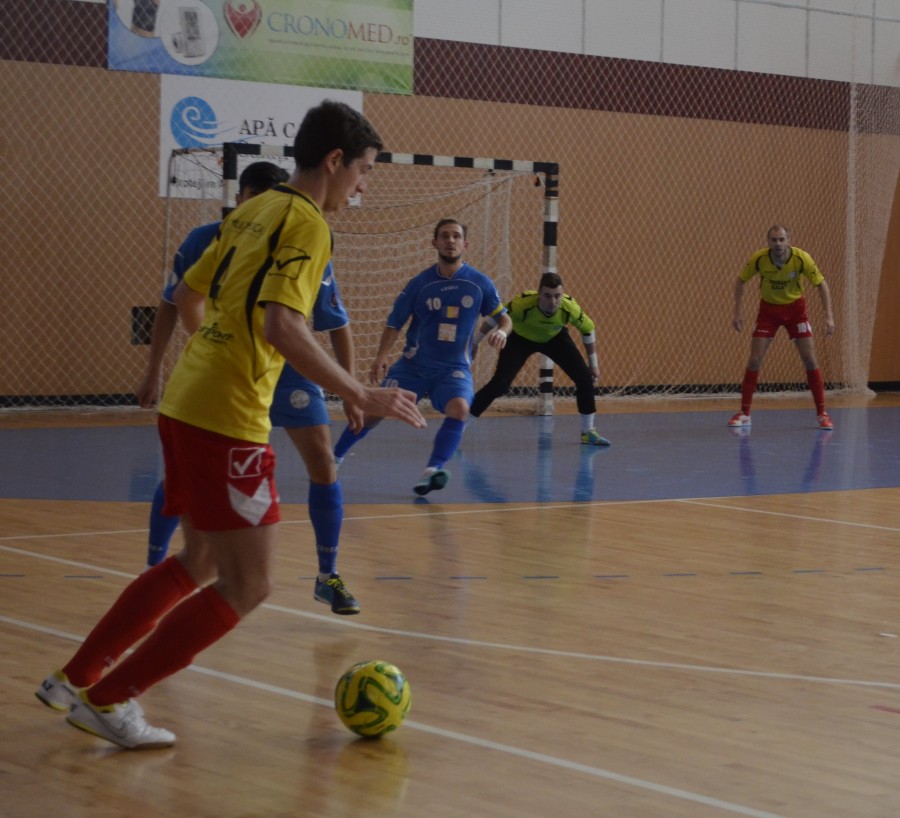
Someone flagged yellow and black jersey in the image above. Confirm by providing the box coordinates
[160,183,331,443]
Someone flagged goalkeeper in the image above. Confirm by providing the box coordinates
[470,272,611,446]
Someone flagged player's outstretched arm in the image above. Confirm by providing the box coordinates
[359,386,426,428]
[732,277,746,332]
[266,304,426,430]
[329,324,364,432]
[581,333,600,383]
[816,280,836,337]
[369,326,400,384]
[136,300,179,408]
[485,312,512,349]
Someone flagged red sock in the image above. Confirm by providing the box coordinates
[807,368,826,415]
[87,586,240,706]
[741,369,759,416]
[63,556,197,688]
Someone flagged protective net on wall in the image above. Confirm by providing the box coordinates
[2,4,899,410]
[386,38,900,404]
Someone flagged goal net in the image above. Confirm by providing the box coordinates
[160,144,556,412]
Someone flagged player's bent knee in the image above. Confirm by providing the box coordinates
[217,574,274,617]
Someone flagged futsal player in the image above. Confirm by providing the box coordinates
[37,100,424,749]
[332,218,511,496]
[729,225,836,430]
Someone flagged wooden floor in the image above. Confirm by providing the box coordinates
[2,395,900,818]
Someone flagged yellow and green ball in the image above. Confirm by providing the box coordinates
[334,660,412,738]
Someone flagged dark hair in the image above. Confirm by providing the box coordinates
[539,272,563,290]
[433,218,467,239]
[238,161,289,195]
[294,100,383,170]
[767,224,790,239]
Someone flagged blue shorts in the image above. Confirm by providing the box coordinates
[383,358,474,414]
[269,378,330,428]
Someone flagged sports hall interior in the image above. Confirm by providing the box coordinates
[2,2,900,817]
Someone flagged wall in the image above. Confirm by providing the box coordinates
[1,0,898,401]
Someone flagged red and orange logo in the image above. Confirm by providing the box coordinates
[224,0,262,39]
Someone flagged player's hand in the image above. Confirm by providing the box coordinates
[360,386,426,428]
[486,329,508,349]
[369,356,390,385]
[732,316,743,332]
[591,367,601,384]
[343,400,366,433]
[824,319,836,337]
[135,373,160,409]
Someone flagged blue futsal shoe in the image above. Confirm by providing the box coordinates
[413,468,450,496]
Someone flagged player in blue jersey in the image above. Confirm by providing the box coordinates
[333,218,512,495]
[136,161,362,614]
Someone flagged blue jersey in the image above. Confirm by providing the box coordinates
[387,263,505,370]
[276,263,348,390]
[162,221,221,303]
[162,220,348,418]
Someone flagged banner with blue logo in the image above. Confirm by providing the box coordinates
[159,75,363,197]
[110,0,413,96]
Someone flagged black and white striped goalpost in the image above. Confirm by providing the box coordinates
[222,143,561,414]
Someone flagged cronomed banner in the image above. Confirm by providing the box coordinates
[109,0,413,95]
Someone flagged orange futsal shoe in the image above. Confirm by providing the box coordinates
[727,413,751,427]
[817,412,834,430]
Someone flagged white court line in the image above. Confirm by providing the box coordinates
[4,515,900,693]
[3,492,896,542]
[1,613,790,818]
[0,496,677,545]
[677,498,900,533]
[265,603,900,691]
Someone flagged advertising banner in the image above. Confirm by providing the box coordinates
[110,0,413,95]
[159,74,363,197]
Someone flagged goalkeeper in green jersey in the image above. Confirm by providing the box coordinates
[470,272,610,446]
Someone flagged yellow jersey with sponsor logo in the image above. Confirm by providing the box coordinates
[739,246,824,306]
[160,184,331,443]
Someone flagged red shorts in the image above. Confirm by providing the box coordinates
[158,415,280,531]
[752,298,813,340]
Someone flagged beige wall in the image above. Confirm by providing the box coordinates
[3,64,898,399]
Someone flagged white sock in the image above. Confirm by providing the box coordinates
[581,413,595,434]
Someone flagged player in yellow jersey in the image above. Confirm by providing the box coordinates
[36,101,425,749]
[729,225,836,430]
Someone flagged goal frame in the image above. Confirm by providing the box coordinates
[221,143,562,414]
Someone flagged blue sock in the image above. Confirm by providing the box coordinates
[309,481,343,576]
[427,417,467,470]
[334,425,372,459]
[147,481,179,567]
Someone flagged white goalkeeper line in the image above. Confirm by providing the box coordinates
[4,612,789,818]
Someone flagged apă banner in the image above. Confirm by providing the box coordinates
[109,0,414,95]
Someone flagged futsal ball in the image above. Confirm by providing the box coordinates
[334,659,412,738]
